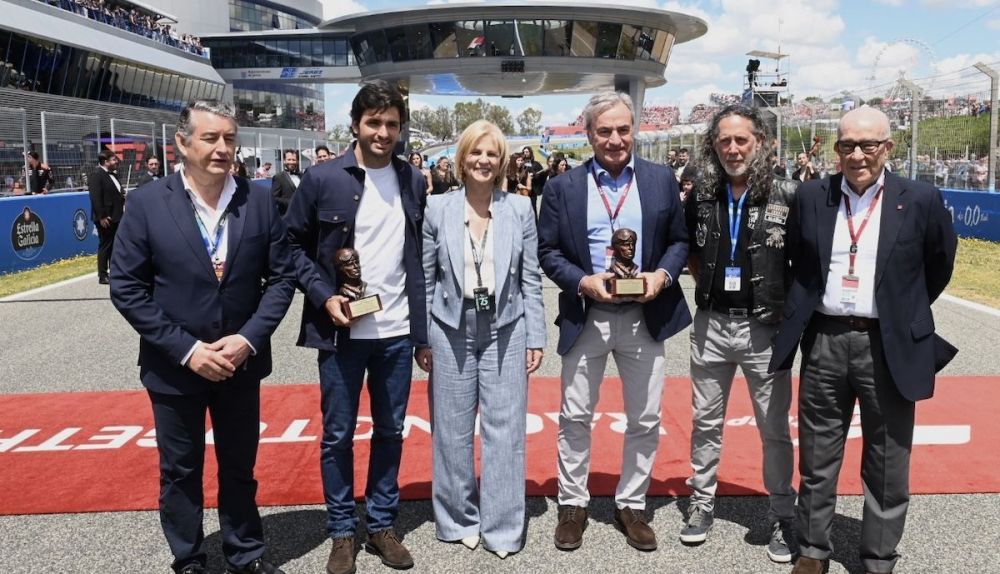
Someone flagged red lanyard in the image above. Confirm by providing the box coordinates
[842,185,883,276]
[591,163,633,229]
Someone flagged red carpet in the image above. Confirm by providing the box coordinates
[0,376,996,515]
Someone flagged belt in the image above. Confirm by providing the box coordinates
[815,312,879,331]
[708,302,756,319]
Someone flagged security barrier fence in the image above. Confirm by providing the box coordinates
[0,112,326,197]
[0,107,28,195]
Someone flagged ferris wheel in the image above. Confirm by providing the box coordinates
[867,38,937,100]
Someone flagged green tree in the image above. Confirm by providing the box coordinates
[486,105,514,135]
[517,107,543,136]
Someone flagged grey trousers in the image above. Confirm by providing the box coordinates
[797,316,915,574]
[687,309,796,522]
[428,303,528,553]
[557,304,666,510]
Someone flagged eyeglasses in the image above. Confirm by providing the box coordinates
[835,140,888,155]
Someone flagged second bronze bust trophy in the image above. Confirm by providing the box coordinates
[333,247,383,319]
[607,228,646,296]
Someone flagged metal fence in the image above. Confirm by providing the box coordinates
[633,61,999,192]
[110,119,156,189]
[40,111,100,192]
[0,107,27,195]
[0,109,326,194]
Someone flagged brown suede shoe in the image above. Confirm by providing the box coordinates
[554,505,588,550]
[614,507,657,551]
[365,528,414,569]
[791,556,830,574]
[326,537,358,574]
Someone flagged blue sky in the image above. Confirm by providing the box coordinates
[320,0,1000,130]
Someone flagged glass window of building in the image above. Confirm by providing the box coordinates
[484,20,516,56]
[454,20,485,57]
[655,32,675,65]
[542,20,571,56]
[596,23,622,58]
[386,26,410,62]
[515,20,544,56]
[570,21,597,57]
[429,22,457,58]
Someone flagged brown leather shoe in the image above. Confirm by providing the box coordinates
[791,556,830,574]
[326,537,358,574]
[614,507,657,551]
[365,528,414,569]
[554,505,588,550]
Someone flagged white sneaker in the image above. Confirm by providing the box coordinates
[493,550,509,559]
[460,535,480,550]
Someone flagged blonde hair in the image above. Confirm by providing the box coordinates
[454,119,509,188]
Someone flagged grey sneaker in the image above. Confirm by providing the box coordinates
[767,520,797,563]
[679,506,713,544]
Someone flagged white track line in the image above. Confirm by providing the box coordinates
[0,272,97,302]
[940,293,1000,318]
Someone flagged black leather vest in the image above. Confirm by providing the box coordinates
[691,178,798,324]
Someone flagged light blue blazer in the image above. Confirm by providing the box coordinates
[422,188,547,349]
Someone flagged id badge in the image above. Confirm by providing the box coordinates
[473,287,495,314]
[724,267,741,291]
[841,274,859,304]
[604,246,614,272]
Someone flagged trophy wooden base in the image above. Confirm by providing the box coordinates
[343,294,383,319]
[608,277,647,296]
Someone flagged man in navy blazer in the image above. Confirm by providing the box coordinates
[538,91,691,553]
[284,80,427,574]
[111,101,295,574]
[769,107,957,574]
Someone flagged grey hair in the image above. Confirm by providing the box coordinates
[697,104,775,203]
[582,91,634,132]
[177,100,238,144]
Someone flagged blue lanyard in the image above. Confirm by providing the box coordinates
[726,184,748,264]
[190,202,227,261]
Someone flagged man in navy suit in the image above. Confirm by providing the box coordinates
[538,91,691,552]
[284,80,427,574]
[770,107,957,574]
[111,101,295,574]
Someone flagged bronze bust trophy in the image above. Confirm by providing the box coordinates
[334,247,383,319]
[607,228,646,296]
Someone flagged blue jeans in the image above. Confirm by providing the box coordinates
[318,335,413,538]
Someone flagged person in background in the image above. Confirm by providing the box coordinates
[420,119,546,560]
[88,149,124,285]
[314,145,332,164]
[679,173,695,204]
[271,149,300,216]
[255,162,273,179]
[431,156,459,195]
[25,151,53,194]
[410,151,433,191]
[792,152,819,182]
[136,156,162,188]
[555,157,571,175]
[503,153,531,196]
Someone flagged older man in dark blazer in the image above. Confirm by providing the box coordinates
[770,106,957,574]
[538,91,690,553]
[111,101,295,574]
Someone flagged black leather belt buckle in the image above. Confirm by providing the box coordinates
[729,308,748,319]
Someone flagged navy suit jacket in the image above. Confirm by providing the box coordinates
[769,172,958,401]
[538,156,692,355]
[110,172,296,395]
[284,144,429,351]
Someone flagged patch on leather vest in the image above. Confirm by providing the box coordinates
[764,203,789,224]
[765,225,786,248]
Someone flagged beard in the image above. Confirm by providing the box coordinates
[722,161,748,178]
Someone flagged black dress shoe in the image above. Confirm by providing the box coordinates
[178,564,206,574]
[98,276,110,285]
[225,558,285,574]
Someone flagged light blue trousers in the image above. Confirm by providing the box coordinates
[428,302,528,553]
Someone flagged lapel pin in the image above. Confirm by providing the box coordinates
[897,204,903,210]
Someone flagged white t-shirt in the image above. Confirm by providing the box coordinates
[350,164,410,340]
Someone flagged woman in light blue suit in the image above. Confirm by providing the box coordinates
[416,119,546,558]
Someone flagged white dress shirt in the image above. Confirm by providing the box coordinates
[818,170,886,318]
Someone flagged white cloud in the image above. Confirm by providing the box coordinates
[874,0,904,6]
[989,18,1000,30]
[921,0,999,6]
[319,0,367,20]
[933,51,1000,74]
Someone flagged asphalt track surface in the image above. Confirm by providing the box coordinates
[2,273,999,573]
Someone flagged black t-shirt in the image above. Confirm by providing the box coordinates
[26,167,52,194]
[709,195,753,310]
